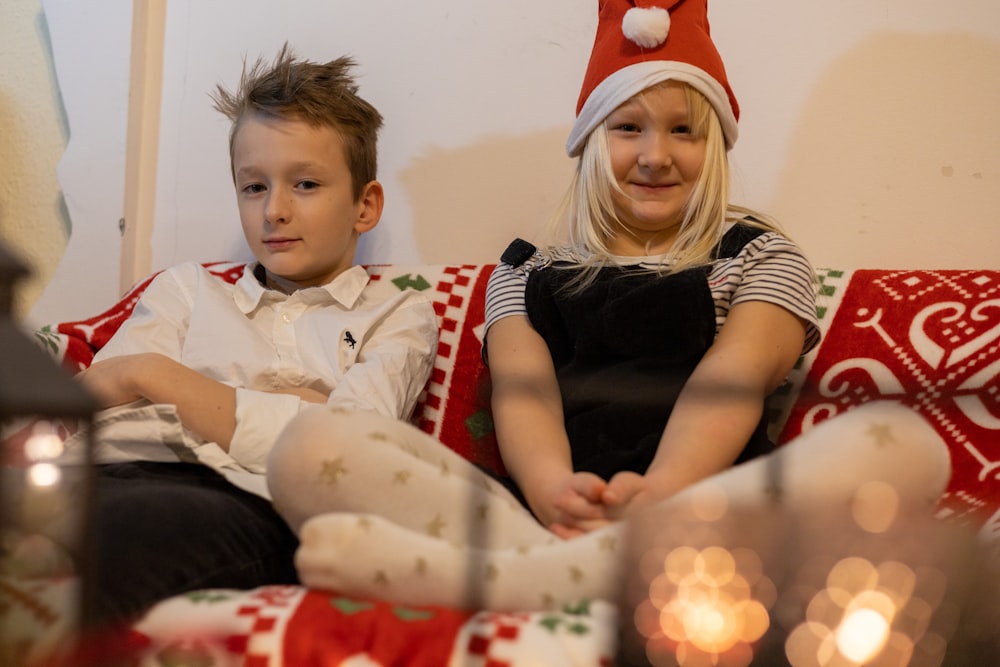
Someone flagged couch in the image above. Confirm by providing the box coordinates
[7,262,1000,666]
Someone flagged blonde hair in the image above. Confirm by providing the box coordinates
[547,82,782,283]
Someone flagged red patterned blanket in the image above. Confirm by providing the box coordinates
[781,269,1000,537]
[9,265,999,666]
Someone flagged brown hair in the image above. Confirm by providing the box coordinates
[211,43,383,200]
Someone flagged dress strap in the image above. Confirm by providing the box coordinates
[499,238,537,267]
[714,222,767,259]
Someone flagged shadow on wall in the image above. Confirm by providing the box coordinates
[0,85,70,319]
[772,32,1000,269]
[399,127,577,264]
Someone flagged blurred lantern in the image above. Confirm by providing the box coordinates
[617,479,1000,666]
[0,243,100,663]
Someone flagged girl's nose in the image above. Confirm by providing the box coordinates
[638,133,672,170]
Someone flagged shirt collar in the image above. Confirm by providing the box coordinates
[234,263,371,313]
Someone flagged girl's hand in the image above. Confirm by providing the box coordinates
[542,471,616,537]
[546,472,659,537]
[601,471,659,520]
[551,471,607,519]
[529,471,601,530]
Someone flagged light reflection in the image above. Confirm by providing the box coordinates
[23,420,66,461]
[851,481,900,534]
[27,461,62,488]
[638,543,773,665]
[689,483,729,522]
[785,555,944,667]
[836,602,890,661]
[621,495,993,667]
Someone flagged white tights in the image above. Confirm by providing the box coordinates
[266,402,951,611]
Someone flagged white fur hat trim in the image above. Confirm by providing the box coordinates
[622,7,671,49]
[566,60,739,157]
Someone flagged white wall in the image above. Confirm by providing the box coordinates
[149,0,591,274]
[20,0,1000,325]
[27,0,132,327]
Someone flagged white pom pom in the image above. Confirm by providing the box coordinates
[622,6,671,49]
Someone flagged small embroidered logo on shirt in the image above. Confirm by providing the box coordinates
[344,331,357,349]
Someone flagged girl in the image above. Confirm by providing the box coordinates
[267,0,950,610]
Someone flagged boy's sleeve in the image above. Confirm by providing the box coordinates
[228,390,305,473]
[94,264,196,362]
[226,292,439,473]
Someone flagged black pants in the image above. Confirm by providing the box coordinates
[91,461,299,626]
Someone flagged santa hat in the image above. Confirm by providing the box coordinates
[566,0,739,156]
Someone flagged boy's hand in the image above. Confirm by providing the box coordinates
[74,355,147,408]
[77,354,332,451]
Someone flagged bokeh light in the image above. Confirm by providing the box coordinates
[27,461,63,488]
[851,481,900,534]
[23,420,66,461]
[620,495,999,666]
[636,544,773,665]
[785,555,946,666]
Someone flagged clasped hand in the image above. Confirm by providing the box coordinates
[545,470,662,539]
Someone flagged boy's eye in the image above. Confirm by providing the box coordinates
[242,183,265,194]
[297,180,320,190]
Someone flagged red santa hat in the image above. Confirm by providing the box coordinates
[566,0,739,157]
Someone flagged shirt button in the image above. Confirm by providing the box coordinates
[282,314,291,324]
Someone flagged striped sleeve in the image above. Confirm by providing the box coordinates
[726,233,821,352]
[484,261,530,333]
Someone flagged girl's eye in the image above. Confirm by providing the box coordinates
[672,125,692,135]
[613,122,641,133]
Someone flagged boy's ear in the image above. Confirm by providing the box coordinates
[355,180,384,233]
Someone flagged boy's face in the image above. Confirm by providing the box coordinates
[232,114,382,288]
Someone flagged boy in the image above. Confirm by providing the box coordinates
[68,44,437,624]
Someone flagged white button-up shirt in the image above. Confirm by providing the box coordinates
[71,261,438,497]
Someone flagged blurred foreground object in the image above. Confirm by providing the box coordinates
[1,242,100,664]
[618,486,1000,666]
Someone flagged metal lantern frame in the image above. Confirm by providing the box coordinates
[0,244,101,639]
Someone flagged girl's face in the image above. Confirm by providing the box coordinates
[605,82,706,255]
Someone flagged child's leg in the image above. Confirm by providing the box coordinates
[96,461,299,626]
[266,407,556,548]
[292,401,951,611]
[294,511,612,611]
[676,400,952,512]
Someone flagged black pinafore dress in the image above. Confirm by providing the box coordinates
[519,223,774,481]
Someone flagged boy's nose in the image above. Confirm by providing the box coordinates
[265,191,291,224]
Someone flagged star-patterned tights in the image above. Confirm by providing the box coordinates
[267,402,950,611]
